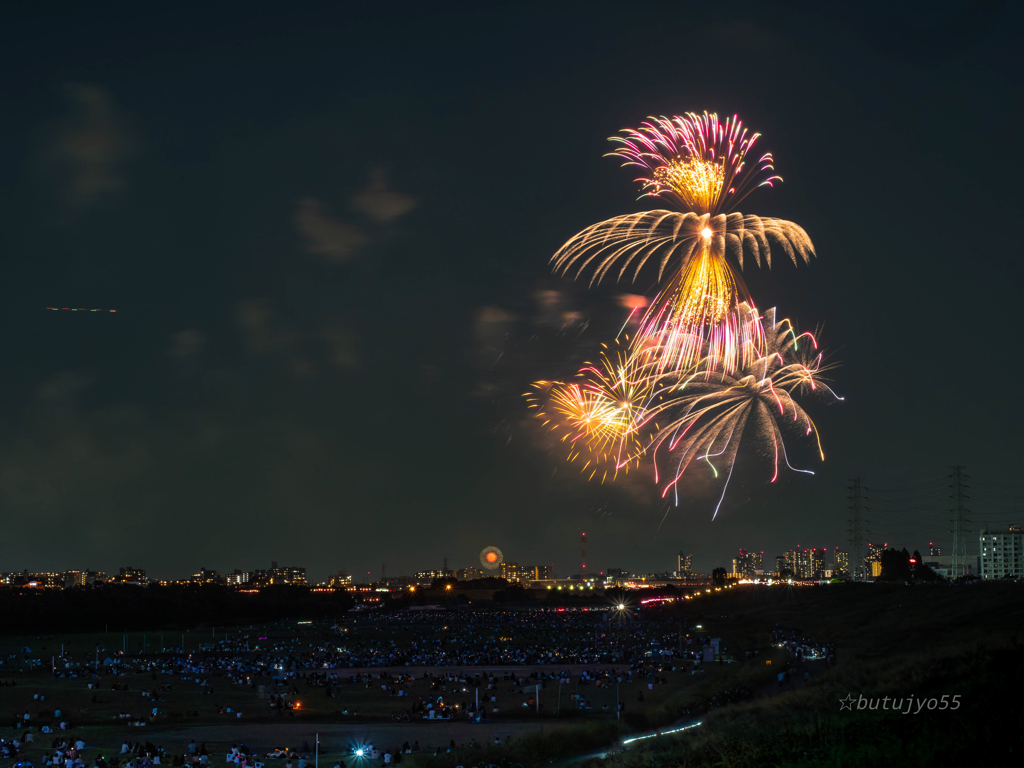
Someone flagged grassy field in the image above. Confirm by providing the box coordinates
[0,606,771,766]
[565,581,1024,768]
[0,606,776,730]
[8,582,1019,768]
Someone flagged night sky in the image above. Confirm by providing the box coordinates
[0,1,1020,581]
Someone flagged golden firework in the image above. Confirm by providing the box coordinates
[652,158,725,213]
[527,339,657,482]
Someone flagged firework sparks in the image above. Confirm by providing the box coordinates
[550,112,814,375]
[646,310,841,516]
[610,112,779,214]
[551,211,814,286]
[526,339,657,483]
[480,546,504,570]
[532,112,836,514]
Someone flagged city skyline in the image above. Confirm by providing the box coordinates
[4,522,1007,584]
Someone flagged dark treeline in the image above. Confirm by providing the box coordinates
[0,584,354,633]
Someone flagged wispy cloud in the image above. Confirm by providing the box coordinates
[294,198,370,262]
[47,84,137,211]
[167,329,207,359]
[350,169,418,223]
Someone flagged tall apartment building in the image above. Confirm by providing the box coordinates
[499,562,522,581]
[677,552,693,576]
[980,526,1024,580]
[783,549,804,578]
[831,549,850,576]
[732,549,763,577]
[783,548,826,579]
[864,542,887,577]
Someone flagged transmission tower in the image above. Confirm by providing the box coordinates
[950,466,971,579]
[848,478,867,581]
[581,532,587,575]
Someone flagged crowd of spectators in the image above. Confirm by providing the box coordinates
[7,608,729,728]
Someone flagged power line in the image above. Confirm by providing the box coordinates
[950,466,970,579]
[847,470,1020,578]
[970,479,1024,490]
[848,477,866,581]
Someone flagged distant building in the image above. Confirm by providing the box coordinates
[783,548,826,579]
[269,563,306,585]
[980,527,1024,580]
[928,542,942,557]
[920,554,977,579]
[499,562,522,581]
[12,570,44,588]
[190,568,222,585]
[784,550,810,578]
[789,550,807,578]
[324,571,351,588]
[864,542,886,578]
[677,552,693,576]
[732,549,763,578]
[832,549,850,576]
[605,568,627,584]
[810,549,826,578]
[111,566,147,584]
[246,561,307,586]
[226,569,250,586]
[27,572,64,588]
[496,563,550,583]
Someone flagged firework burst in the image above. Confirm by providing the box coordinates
[609,112,779,214]
[526,338,657,483]
[480,546,504,570]
[531,111,836,515]
[647,310,841,516]
[551,112,814,375]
